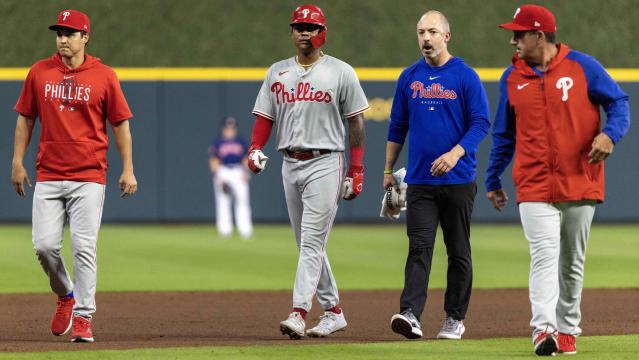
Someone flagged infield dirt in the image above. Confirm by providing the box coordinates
[1,289,637,352]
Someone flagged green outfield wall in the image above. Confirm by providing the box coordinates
[1,0,637,222]
[1,0,638,67]
[1,71,637,222]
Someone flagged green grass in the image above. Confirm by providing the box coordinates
[1,224,637,293]
[1,335,637,359]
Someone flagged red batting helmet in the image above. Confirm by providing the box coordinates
[290,4,327,48]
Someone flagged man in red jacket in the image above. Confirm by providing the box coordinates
[485,4,630,356]
[10,9,137,343]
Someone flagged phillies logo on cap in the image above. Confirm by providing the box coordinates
[49,9,91,34]
[499,4,556,33]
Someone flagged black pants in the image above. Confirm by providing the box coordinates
[399,182,476,320]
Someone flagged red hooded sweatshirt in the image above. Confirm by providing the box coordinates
[15,53,132,184]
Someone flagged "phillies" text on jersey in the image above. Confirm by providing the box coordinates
[44,82,91,102]
[410,81,457,100]
[271,81,332,104]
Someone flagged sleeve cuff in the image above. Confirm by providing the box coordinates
[602,129,619,145]
[485,179,502,193]
[252,110,274,121]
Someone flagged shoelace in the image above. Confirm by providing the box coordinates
[535,326,558,344]
[316,313,336,330]
[74,318,91,333]
[442,317,460,332]
[55,298,72,316]
[289,313,304,326]
[402,312,420,327]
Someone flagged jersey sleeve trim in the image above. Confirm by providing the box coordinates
[109,115,132,124]
[14,109,37,119]
[344,105,370,118]
[252,110,274,121]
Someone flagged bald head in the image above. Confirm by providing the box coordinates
[418,10,450,33]
[416,10,452,65]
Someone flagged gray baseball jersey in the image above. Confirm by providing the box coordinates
[252,55,369,151]
[252,55,368,314]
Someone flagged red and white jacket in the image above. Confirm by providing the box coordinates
[486,44,630,203]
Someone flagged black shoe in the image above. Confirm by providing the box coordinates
[390,310,423,339]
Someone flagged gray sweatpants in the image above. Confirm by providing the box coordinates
[32,181,106,319]
[519,201,596,340]
[282,151,345,312]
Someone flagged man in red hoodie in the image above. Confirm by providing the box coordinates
[485,4,630,356]
[10,10,136,343]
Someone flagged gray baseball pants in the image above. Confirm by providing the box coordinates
[282,151,345,312]
[32,181,105,319]
[519,201,596,340]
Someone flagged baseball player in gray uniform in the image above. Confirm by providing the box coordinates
[248,4,369,339]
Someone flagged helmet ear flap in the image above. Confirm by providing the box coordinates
[310,27,327,48]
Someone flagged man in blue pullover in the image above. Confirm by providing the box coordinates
[384,10,490,340]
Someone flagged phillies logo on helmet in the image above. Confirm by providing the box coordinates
[290,4,327,48]
[291,4,326,27]
[291,5,326,27]
[62,11,71,21]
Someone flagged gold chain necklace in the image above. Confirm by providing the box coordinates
[296,52,324,69]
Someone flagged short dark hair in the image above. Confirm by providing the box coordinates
[543,32,556,43]
[55,28,87,37]
[513,30,556,44]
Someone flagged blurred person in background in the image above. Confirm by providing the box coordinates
[209,116,253,239]
[486,4,630,356]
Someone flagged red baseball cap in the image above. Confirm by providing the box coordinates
[499,5,556,33]
[49,9,91,34]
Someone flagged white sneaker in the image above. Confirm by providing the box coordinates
[280,312,306,339]
[306,311,347,337]
[437,316,465,339]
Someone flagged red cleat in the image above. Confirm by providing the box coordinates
[533,331,558,356]
[558,332,577,355]
[71,316,94,343]
[50,296,74,336]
